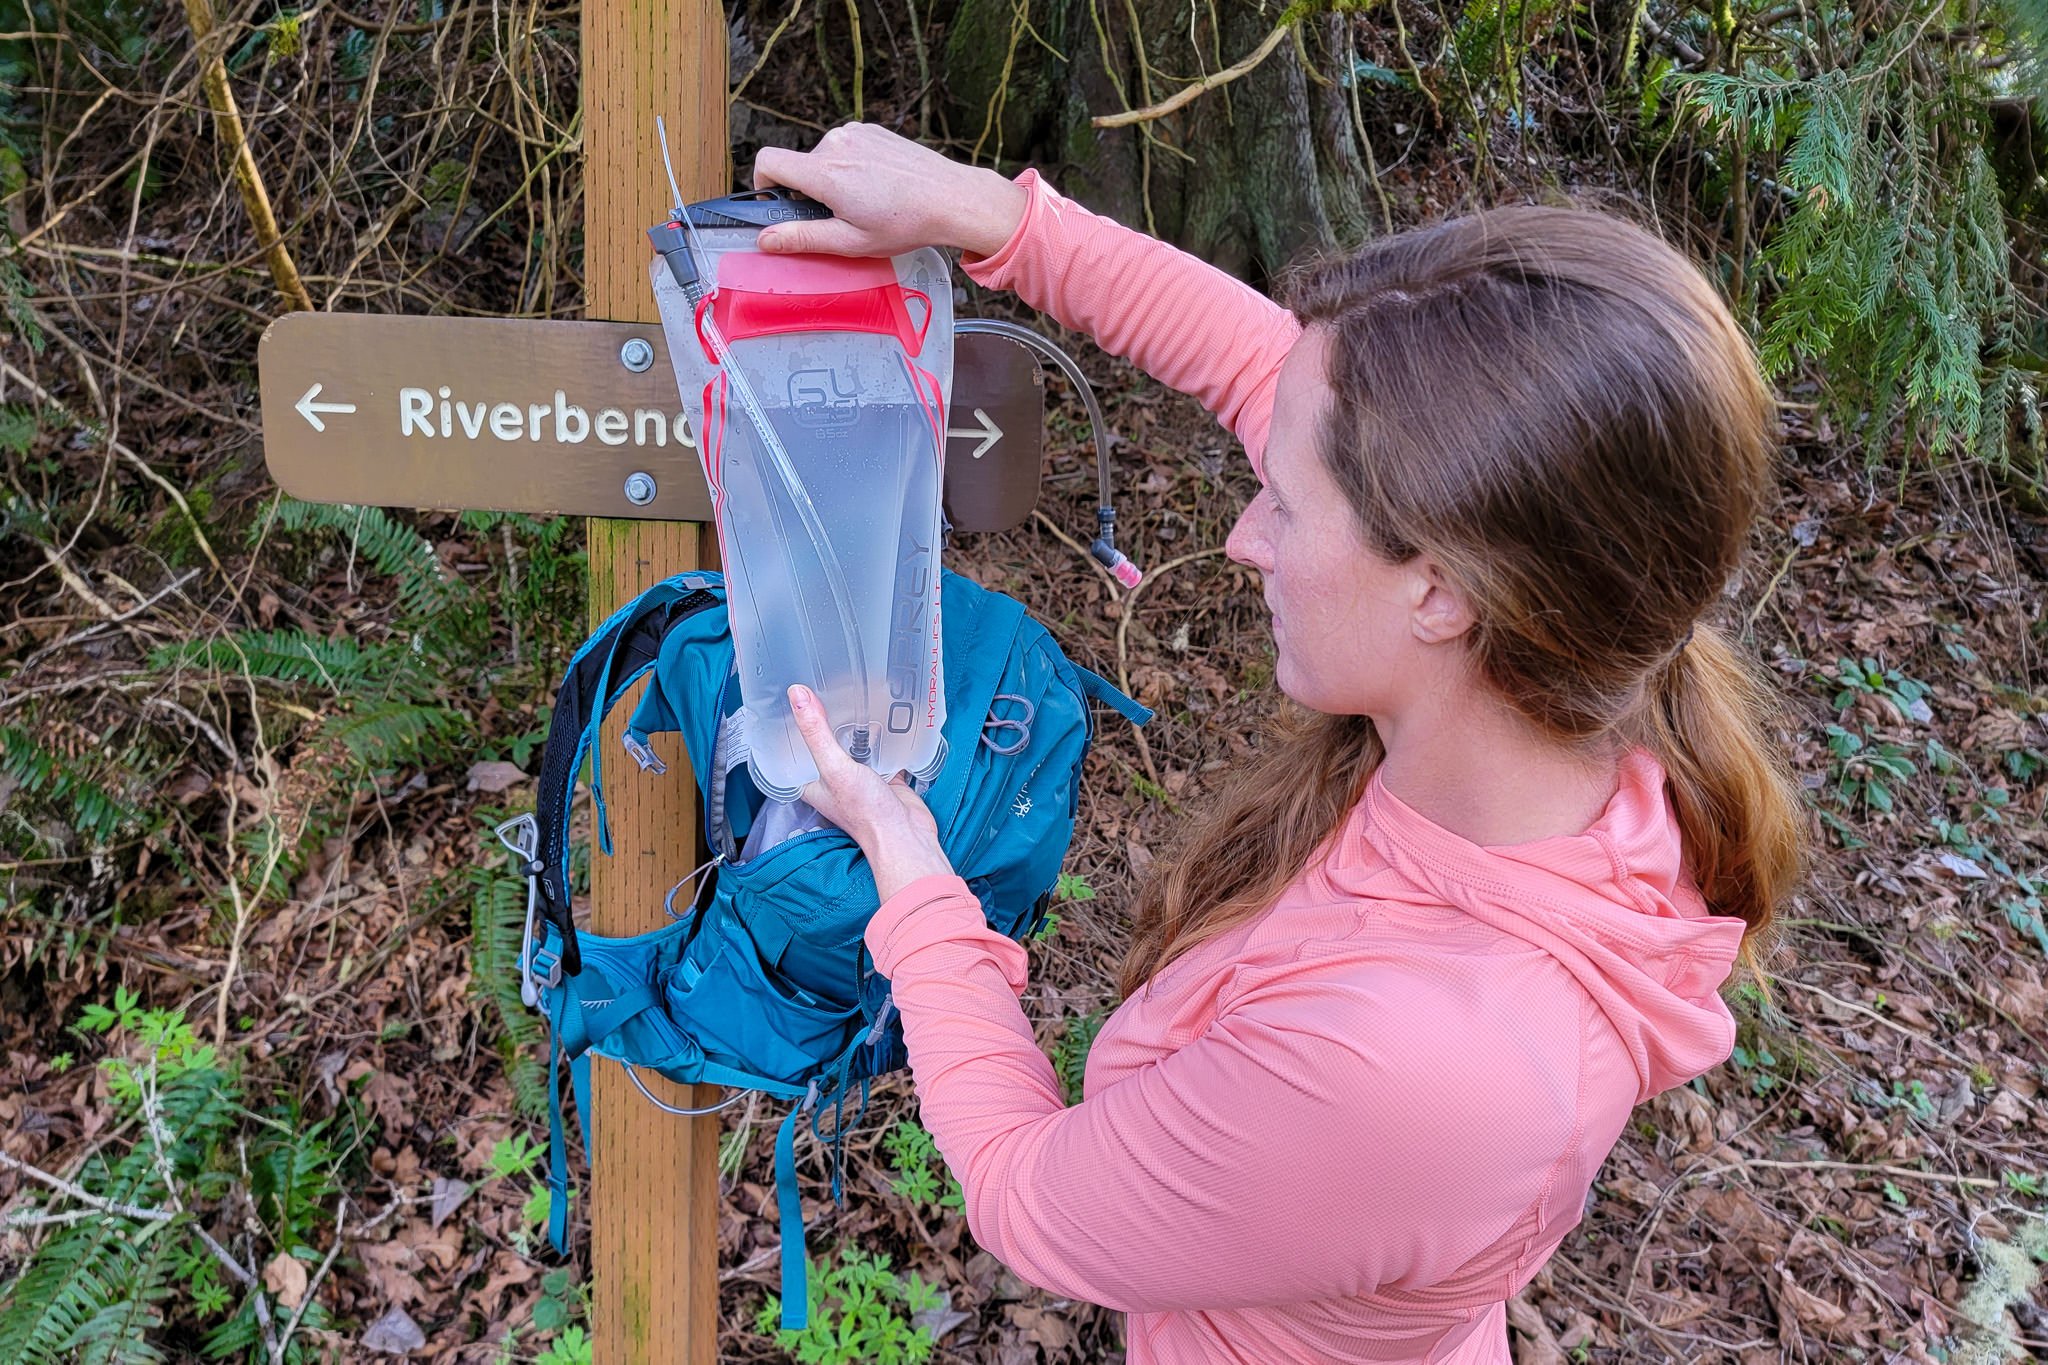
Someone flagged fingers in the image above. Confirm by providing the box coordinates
[788,686,853,825]
[751,138,852,200]
[786,685,846,768]
[758,218,881,257]
[751,145,810,193]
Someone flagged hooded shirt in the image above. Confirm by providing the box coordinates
[861,169,1748,1364]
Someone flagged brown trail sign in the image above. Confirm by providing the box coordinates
[258,314,1045,528]
[251,4,1051,1356]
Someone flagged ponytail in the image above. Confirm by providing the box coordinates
[1624,622,1804,942]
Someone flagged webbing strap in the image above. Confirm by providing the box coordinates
[547,1031,571,1254]
[774,1099,810,1331]
[568,982,660,1056]
[533,580,721,961]
[544,1006,595,1258]
[1071,663,1153,727]
[570,1053,591,1154]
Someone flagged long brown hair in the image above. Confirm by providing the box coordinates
[1119,203,1804,999]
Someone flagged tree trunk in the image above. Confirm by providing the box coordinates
[939,0,1378,286]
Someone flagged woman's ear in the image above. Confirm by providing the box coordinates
[1410,559,1477,645]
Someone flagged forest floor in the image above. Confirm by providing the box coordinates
[4,5,2048,1363]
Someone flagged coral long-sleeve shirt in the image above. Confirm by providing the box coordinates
[863,170,1748,1364]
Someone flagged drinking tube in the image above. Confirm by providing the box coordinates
[952,318,1142,589]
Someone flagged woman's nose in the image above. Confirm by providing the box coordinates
[1224,499,1271,573]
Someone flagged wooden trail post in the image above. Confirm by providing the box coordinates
[582,3,724,1360]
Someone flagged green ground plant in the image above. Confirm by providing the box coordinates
[881,1121,965,1222]
[755,1244,942,1365]
[1052,1006,1107,1107]
[1823,724,1918,815]
[0,991,341,1363]
[1831,656,1935,721]
[1029,870,1098,942]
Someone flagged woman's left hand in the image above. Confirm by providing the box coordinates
[787,684,955,902]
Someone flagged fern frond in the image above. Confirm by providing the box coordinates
[0,404,37,455]
[470,865,550,1116]
[0,1215,157,1364]
[324,698,465,763]
[249,1114,339,1245]
[62,1223,173,1365]
[266,498,463,618]
[0,726,138,845]
[150,629,383,690]
[0,1056,239,1362]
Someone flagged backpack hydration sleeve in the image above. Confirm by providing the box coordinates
[494,568,1148,1329]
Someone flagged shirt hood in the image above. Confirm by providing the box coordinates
[1338,749,1747,1102]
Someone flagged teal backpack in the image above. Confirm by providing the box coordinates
[496,567,1148,1329]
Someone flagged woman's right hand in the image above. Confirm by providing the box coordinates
[751,124,1028,260]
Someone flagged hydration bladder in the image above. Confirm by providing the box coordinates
[646,142,950,801]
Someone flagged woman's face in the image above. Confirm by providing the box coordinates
[1224,330,1466,717]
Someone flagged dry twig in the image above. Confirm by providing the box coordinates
[179,0,315,312]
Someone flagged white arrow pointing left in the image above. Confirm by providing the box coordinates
[295,383,357,433]
[945,407,1003,460]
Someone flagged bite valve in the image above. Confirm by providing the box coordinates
[1091,541,1144,589]
[1089,506,1144,589]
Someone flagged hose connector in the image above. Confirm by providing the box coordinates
[647,219,700,293]
[1088,506,1144,589]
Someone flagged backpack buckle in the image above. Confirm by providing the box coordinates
[527,945,564,992]
[621,732,668,775]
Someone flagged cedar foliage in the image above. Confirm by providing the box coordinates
[1669,1,2047,476]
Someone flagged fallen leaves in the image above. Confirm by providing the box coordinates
[263,1251,309,1311]
[359,1304,427,1355]
[464,760,529,794]
[356,1219,463,1308]
[427,1175,472,1231]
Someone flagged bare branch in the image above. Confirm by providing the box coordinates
[179,0,315,312]
[1093,17,1295,129]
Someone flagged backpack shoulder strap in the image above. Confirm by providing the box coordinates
[532,572,721,972]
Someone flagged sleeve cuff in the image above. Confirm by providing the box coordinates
[959,168,1044,286]
[865,872,983,976]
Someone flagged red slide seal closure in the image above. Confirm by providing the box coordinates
[694,252,933,362]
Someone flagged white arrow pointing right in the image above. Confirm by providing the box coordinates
[945,407,1003,460]
[295,383,358,433]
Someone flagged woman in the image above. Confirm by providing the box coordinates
[761,124,1802,1364]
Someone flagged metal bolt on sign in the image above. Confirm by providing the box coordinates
[620,337,655,372]
[623,471,657,505]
